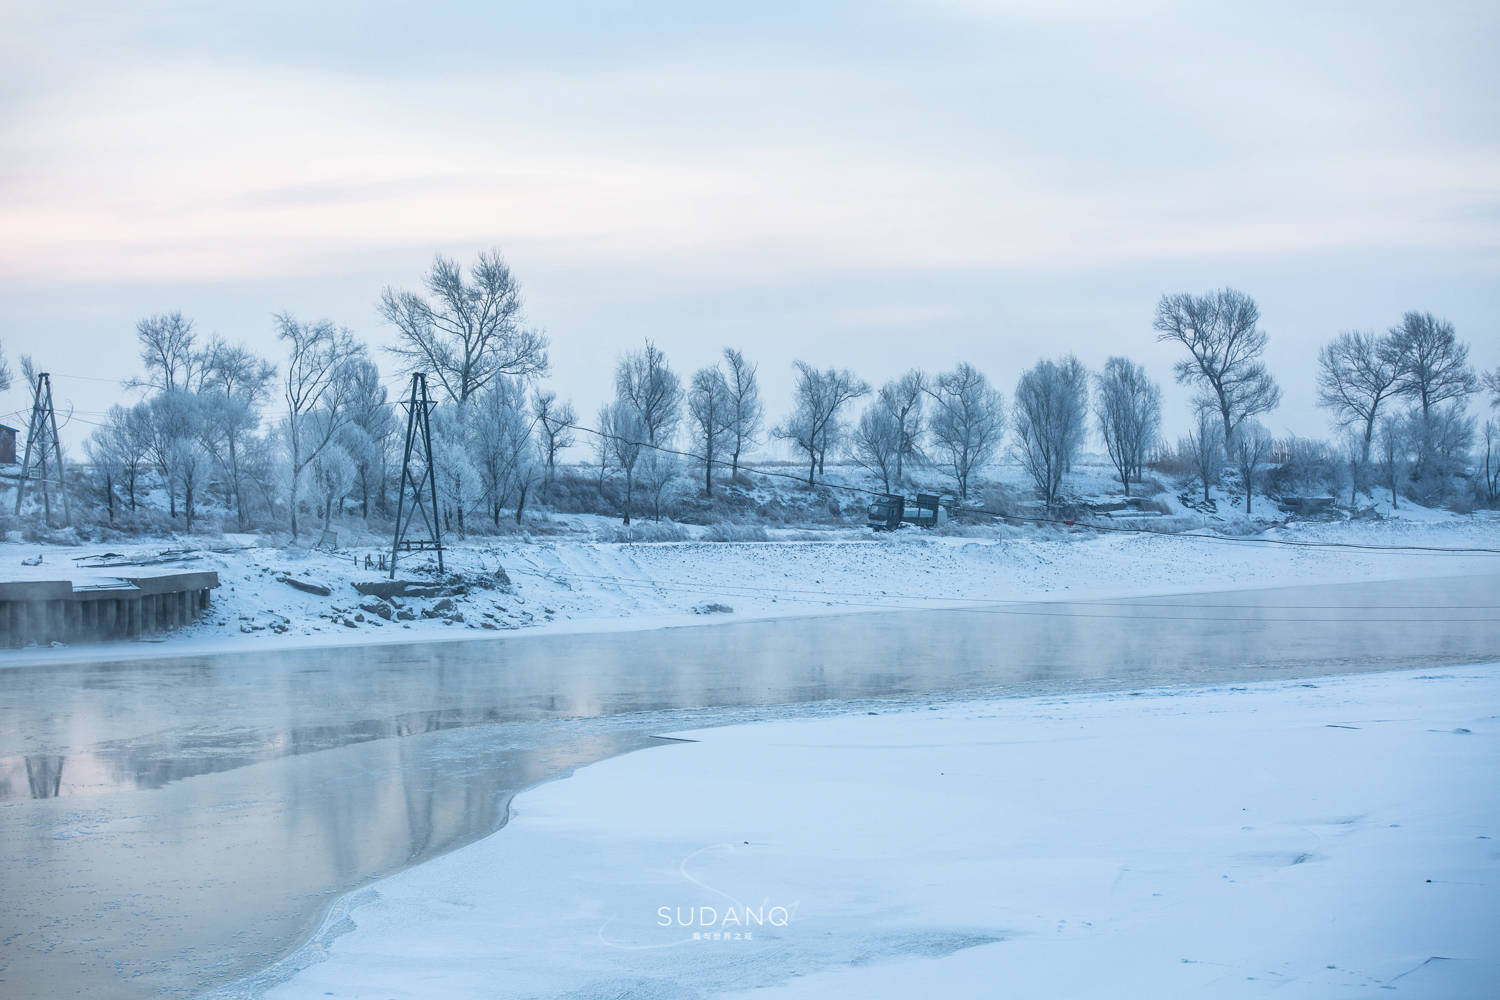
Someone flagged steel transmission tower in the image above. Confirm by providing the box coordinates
[14,371,70,527]
[390,373,443,578]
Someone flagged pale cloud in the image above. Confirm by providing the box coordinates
[0,2,1495,447]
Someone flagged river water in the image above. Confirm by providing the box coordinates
[1,573,1497,998]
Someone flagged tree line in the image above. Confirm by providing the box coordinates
[6,254,1498,536]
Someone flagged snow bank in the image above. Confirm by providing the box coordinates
[3,512,1496,664]
[261,666,1500,999]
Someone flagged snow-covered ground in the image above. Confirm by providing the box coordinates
[255,664,1500,999]
[2,506,1498,664]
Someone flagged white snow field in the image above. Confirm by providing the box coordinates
[4,508,1498,663]
[265,666,1500,999]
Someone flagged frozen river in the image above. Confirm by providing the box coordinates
[1,573,1498,998]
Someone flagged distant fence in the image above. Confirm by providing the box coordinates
[0,572,219,648]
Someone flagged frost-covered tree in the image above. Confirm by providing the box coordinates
[311,442,357,530]
[1094,356,1161,497]
[0,340,11,392]
[1315,330,1400,499]
[928,363,1004,501]
[615,340,683,447]
[880,370,926,484]
[532,390,577,484]
[89,403,152,513]
[687,364,732,495]
[380,249,549,404]
[776,362,869,485]
[143,390,208,529]
[1387,312,1477,484]
[1376,412,1409,509]
[599,400,645,524]
[199,339,275,527]
[429,404,483,537]
[1184,400,1224,505]
[722,348,763,479]
[850,401,901,493]
[471,377,537,527]
[1229,420,1271,513]
[1012,357,1087,506]
[133,312,203,392]
[341,358,396,520]
[1484,367,1500,409]
[1480,419,1499,506]
[1154,287,1281,447]
[278,313,365,540]
[638,449,679,522]
[1388,312,1476,420]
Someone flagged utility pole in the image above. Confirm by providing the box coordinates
[14,371,70,527]
[390,373,443,578]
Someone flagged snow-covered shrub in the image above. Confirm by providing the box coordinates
[595,521,691,543]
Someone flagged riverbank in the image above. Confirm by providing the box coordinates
[263,664,1500,999]
[2,511,1496,666]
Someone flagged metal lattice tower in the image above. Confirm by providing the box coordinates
[390,373,443,578]
[14,371,70,527]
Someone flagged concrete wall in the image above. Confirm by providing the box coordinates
[0,572,219,648]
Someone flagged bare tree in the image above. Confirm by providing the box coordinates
[532,390,577,484]
[1181,401,1222,505]
[1375,412,1408,508]
[342,358,396,520]
[721,348,763,479]
[1012,357,1087,506]
[142,390,208,528]
[1481,419,1499,506]
[1154,288,1281,447]
[86,403,152,520]
[1484,366,1500,408]
[1389,312,1477,419]
[380,249,549,404]
[429,403,483,537]
[0,340,11,392]
[599,400,644,524]
[199,339,275,527]
[775,363,869,485]
[927,363,1005,501]
[850,401,901,493]
[1229,419,1271,513]
[472,378,536,527]
[278,313,364,540]
[1315,330,1400,499]
[687,364,732,495]
[616,340,683,447]
[1094,356,1161,497]
[133,312,203,393]
[638,449,679,522]
[881,370,927,484]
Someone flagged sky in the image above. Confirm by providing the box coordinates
[1,0,1496,453]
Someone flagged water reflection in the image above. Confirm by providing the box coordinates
[0,707,514,801]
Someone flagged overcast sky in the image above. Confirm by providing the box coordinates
[2,0,1496,452]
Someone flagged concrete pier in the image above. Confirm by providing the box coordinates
[0,572,219,647]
